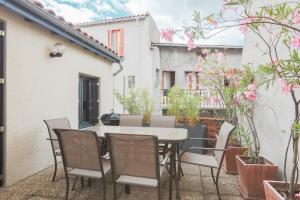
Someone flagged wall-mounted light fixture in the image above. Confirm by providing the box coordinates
[50,43,66,57]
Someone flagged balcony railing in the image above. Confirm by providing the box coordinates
[161,88,225,109]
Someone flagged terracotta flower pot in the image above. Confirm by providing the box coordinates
[264,180,300,200]
[236,155,278,200]
[223,145,248,175]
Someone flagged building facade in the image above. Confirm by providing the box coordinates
[153,43,243,107]
[0,0,122,186]
[78,14,161,112]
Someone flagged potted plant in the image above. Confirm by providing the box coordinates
[199,50,249,174]
[166,85,208,153]
[115,88,155,126]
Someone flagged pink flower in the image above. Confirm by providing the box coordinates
[208,96,220,104]
[295,192,300,199]
[233,95,242,106]
[239,18,250,33]
[293,13,300,24]
[276,78,298,94]
[247,83,256,91]
[245,90,257,101]
[187,37,196,51]
[217,51,224,60]
[291,36,300,49]
[161,28,176,42]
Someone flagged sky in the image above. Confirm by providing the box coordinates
[40,0,244,46]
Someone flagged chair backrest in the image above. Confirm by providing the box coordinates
[54,129,103,172]
[214,122,235,164]
[119,115,143,127]
[44,118,71,150]
[150,115,176,128]
[106,133,159,180]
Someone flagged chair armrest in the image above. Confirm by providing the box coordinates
[46,138,58,141]
[179,147,226,159]
[188,138,217,141]
[190,147,226,151]
[161,152,171,166]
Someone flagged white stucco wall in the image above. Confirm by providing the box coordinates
[159,47,243,89]
[0,7,114,186]
[241,0,298,178]
[80,16,161,113]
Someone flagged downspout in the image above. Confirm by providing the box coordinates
[112,62,124,112]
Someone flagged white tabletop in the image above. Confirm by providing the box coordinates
[84,125,188,142]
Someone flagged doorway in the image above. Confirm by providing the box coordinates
[0,20,5,187]
[79,74,100,128]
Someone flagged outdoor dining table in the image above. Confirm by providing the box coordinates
[85,125,188,200]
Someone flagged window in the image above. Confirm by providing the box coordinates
[108,29,124,56]
[79,75,99,128]
[185,71,200,90]
[128,76,135,89]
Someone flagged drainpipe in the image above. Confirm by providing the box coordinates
[112,62,124,112]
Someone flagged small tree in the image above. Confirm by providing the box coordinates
[115,88,155,123]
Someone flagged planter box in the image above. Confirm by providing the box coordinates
[236,155,278,200]
[264,180,300,200]
[179,123,208,154]
[199,117,222,138]
[223,145,248,175]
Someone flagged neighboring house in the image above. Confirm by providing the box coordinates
[152,43,243,107]
[77,13,161,112]
[0,0,122,186]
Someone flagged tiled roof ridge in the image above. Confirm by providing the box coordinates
[76,12,150,27]
[29,0,121,57]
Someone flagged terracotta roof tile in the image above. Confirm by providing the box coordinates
[29,0,121,58]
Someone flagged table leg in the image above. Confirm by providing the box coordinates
[169,143,174,200]
[125,185,130,194]
[174,143,181,200]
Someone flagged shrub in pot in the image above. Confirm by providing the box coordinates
[115,88,155,126]
[166,85,208,153]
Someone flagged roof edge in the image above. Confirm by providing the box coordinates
[0,0,122,63]
[76,12,150,27]
[152,42,244,49]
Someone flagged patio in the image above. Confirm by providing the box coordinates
[0,163,242,200]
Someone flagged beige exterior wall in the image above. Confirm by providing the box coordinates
[241,0,297,178]
[0,7,114,186]
[81,16,161,112]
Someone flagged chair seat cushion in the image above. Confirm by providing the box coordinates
[116,166,166,187]
[69,160,111,179]
[180,152,219,169]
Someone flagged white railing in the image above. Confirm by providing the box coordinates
[161,88,225,109]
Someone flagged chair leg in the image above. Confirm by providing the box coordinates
[210,168,216,184]
[157,187,161,200]
[88,178,91,187]
[102,178,106,200]
[216,176,221,200]
[71,176,78,191]
[113,182,117,200]
[81,177,84,187]
[65,174,70,200]
[52,156,58,182]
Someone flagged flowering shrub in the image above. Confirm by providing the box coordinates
[168,0,300,198]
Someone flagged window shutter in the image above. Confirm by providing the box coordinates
[108,30,112,48]
[91,80,99,124]
[119,28,124,56]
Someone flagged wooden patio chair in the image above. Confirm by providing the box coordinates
[150,115,176,156]
[178,122,235,200]
[119,114,143,127]
[54,129,110,200]
[106,133,170,200]
[44,118,71,182]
